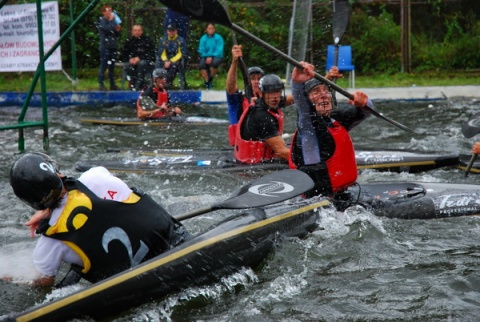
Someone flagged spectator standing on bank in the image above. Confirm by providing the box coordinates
[121,24,156,91]
[198,23,224,90]
[97,4,121,91]
[156,23,187,89]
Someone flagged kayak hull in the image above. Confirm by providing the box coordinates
[343,182,480,219]
[8,198,326,322]
[80,116,228,126]
[75,149,460,174]
[8,179,480,321]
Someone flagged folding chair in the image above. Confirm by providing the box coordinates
[326,45,355,88]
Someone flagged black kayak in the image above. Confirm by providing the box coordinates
[7,170,323,322]
[340,181,480,219]
[79,116,228,126]
[7,171,480,321]
[74,149,460,174]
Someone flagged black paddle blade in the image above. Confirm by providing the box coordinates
[218,169,314,209]
[332,0,349,45]
[462,112,480,138]
[158,0,233,27]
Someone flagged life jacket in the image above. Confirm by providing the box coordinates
[289,119,357,192]
[234,104,284,164]
[42,178,180,283]
[136,87,169,118]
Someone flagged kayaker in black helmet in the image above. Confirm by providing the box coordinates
[289,61,372,198]
[225,44,294,146]
[234,74,291,164]
[8,152,191,287]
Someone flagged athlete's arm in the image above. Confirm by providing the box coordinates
[266,135,290,160]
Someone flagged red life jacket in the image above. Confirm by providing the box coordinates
[234,105,284,164]
[228,96,252,146]
[289,120,357,192]
[136,88,169,118]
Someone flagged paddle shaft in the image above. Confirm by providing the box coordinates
[175,205,214,221]
[464,154,478,178]
[230,24,414,133]
[231,33,249,85]
[230,24,352,100]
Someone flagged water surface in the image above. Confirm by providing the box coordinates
[1,97,480,321]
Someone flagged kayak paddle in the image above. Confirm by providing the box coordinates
[230,32,251,97]
[174,169,315,221]
[157,0,415,134]
[460,113,480,177]
[331,0,350,101]
[464,154,478,178]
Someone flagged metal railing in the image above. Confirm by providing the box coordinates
[0,0,99,151]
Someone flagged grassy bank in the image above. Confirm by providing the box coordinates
[1,68,479,92]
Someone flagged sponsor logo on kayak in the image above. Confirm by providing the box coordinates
[124,155,194,165]
[435,193,480,216]
[356,151,404,163]
[248,181,295,197]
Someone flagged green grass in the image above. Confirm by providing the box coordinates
[0,68,479,92]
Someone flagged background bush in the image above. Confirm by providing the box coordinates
[34,0,480,76]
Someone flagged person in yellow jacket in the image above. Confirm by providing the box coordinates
[156,23,187,89]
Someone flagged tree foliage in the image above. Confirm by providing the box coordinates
[52,0,480,74]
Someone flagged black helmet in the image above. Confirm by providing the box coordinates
[259,74,284,93]
[152,68,167,80]
[247,66,264,77]
[304,78,324,94]
[10,153,63,210]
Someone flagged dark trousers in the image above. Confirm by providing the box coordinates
[125,60,155,91]
[98,47,118,87]
[158,60,181,88]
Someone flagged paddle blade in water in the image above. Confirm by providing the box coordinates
[158,0,233,27]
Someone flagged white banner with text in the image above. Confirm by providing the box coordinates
[0,1,62,72]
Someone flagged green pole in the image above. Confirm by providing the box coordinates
[36,0,49,151]
[20,0,100,117]
[69,0,78,88]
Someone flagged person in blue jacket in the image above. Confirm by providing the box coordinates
[97,4,121,91]
[198,23,225,89]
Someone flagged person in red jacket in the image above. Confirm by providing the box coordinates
[290,62,372,198]
[136,68,182,119]
[234,74,290,164]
